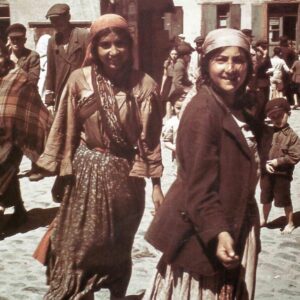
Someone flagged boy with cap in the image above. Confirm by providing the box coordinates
[260,98,300,234]
[44,3,89,111]
[6,23,40,85]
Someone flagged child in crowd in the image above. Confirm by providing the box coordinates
[260,98,300,234]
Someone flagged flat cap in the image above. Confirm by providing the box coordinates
[6,23,26,37]
[177,42,194,55]
[194,36,205,44]
[265,98,290,117]
[46,3,70,18]
[255,39,268,47]
[241,29,253,38]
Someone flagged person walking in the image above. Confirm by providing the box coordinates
[160,48,178,119]
[291,50,300,109]
[6,23,40,86]
[6,23,44,180]
[35,14,164,300]
[44,3,89,111]
[0,40,51,231]
[168,42,193,108]
[279,35,297,107]
[268,47,291,99]
[144,28,261,300]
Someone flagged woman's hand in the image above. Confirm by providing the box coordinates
[216,231,240,269]
[151,178,164,213]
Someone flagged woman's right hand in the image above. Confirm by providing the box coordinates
[216,231,240,269]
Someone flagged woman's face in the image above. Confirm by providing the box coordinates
[170,50,178,61]
[208,46,248,96]
[97,32,130,74]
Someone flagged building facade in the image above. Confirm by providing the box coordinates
[175,0,300,53]
[1,0,299,84]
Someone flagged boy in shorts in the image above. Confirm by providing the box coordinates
[260,98,300,233]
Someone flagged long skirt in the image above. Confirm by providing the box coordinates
[44,145,145,300]
[143,225,259,300]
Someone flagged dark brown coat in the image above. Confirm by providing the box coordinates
[146,85,260,276]
[45,27,89,110]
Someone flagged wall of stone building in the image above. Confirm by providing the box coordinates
[7,0,100,49]
[173,0,201,44]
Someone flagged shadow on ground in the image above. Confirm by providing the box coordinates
[266,211,300,231]
[0,207,58,239]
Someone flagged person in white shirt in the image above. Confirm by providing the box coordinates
[267,47,291,99]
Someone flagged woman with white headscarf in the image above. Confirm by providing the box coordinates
[144,28,261,300]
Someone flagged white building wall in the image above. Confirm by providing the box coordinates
[173,0,201,44]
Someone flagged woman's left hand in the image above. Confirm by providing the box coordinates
[216,232,240,269]
[151,178,164,213]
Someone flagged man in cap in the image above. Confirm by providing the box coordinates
[189,35,205,81]
[6,23,40,85]
[7,23,45,181]
[44,3,89,111]
[0,40,51,231]
[194,35,204,56]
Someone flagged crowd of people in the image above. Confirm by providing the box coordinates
[1,3,300,299]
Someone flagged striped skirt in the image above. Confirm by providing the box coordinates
[143,225,259,300]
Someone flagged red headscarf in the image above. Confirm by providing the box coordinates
[82,14,129,66]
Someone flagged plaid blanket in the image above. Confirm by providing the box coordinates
[0,67,52,194]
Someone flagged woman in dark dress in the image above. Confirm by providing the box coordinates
[144,28,261,300]
[36,14,164,300]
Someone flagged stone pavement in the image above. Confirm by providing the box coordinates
[0,110,300,299]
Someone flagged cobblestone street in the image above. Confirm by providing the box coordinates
[0,110,300,299]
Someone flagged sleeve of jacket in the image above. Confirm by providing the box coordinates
[45,39,56,93]
[37,71,80,176]
[178,99,230,246]
[130,86,164,178]
[277,130,300,166]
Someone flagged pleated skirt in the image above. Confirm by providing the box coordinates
[44,144,145,300]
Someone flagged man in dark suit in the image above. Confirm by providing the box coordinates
[6,23,40,86]
[44,3,89,111]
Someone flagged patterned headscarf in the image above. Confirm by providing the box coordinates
[83,14,129,66]
[202,28,250,56]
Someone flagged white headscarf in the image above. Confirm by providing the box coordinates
[202,28,250,56]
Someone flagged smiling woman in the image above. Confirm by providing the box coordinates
[144,28,261,300]
[35,14,164,300]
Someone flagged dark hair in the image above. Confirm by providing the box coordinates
[273,46,282,56]
[279,35,289,47]
[90,27,134,72]
[197,46,253,98]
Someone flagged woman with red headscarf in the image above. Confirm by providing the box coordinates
[36,14,164,299]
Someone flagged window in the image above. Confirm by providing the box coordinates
[217,4,229,28]
[0,3,10,43]
[269,17,280,42]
